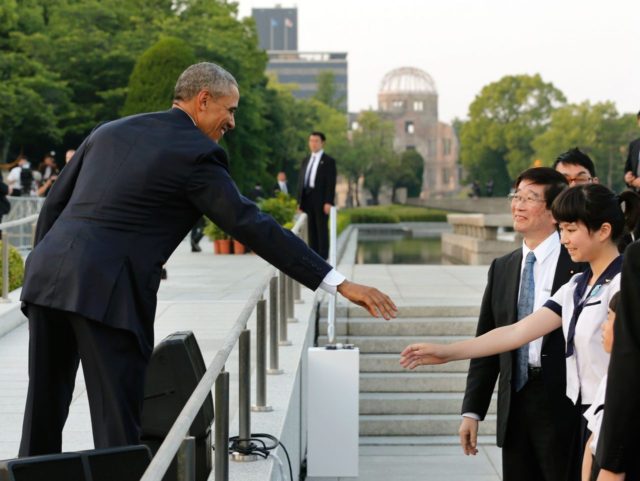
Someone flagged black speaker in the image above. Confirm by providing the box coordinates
[141,331,214,438]
[141,331,214,481]
[0,445,151,481]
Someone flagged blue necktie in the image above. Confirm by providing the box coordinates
[514,252,536,392]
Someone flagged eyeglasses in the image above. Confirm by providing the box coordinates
[508,193,546,205]
[562,174,592,185]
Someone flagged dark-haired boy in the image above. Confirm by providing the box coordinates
[554,148,598,186]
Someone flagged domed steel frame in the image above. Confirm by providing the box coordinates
[379,67,438,95]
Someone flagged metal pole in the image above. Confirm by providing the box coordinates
[286,276,297,323]
[252,299,272,411]
[327,207,338,344]
[1,231,9,302]
[214,371,230,481]
[176,436,196,481]
[294,280,302,304]
[267,276,283,374]
[232,329,258,462]
[278,271,291,346]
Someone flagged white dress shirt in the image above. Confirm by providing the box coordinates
[305,149,324,188]
[521,231,561,367]
[278,180,288,194]
[319,269,346,294]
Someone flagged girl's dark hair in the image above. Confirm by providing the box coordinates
[609,291,621,313]
[551,184,640,249]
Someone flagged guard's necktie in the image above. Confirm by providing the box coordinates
[305,154,316,188]
[514,251,536,392]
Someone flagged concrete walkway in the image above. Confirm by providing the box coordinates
[0,238,502,480]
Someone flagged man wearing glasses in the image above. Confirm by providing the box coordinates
[553,148,598,186]
[460,168,584,481]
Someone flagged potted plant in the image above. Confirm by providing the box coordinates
[258,192,297,227]
[232,238,246,255]
[204,220,231,254]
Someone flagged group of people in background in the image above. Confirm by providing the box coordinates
[3,149,76,199]
[401,110,640,481]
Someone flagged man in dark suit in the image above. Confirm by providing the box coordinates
[273,171,288,196]
[18,63,396,456]
[460,167,583,481]
[595,241,640,481]
[296,132,336,260]
[624,111,640,192]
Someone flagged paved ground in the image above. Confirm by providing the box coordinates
[0,238,502,480]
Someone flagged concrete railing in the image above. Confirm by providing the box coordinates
[442,213,519,265]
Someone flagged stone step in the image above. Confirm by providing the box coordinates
[359,435,497,446]
[360,414,497,436]
[321,304,481,319]
[319,317,479,336]
[360,354,470,373]
[318,335,471,353]
[360,372,468,392]
[360,392,497,415]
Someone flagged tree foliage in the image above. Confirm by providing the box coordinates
[460,74,566,195]
[312,70,345,112]
[532,102,636,191]
[122,37,196,116]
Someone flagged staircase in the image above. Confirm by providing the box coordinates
[319,304,498,445]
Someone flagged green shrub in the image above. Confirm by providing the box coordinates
[337,205,449,233]
[122,37,197,116]
[0,242,25,292]
[259,192,297,226]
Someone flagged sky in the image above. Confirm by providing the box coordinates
[235,0,639,124]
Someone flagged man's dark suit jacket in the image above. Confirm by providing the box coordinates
[596,241,640,476]
[296,153,336,211]
[624,138,640,189]
[461,246,581,447]
[20,108,331,357]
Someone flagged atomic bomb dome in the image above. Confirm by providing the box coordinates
[379,67,437,95]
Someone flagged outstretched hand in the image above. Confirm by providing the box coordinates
[337,280,397,320]
[399,342,450,369]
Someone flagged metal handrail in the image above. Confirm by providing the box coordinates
[140,213,308,481]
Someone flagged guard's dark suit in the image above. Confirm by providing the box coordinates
[461,247,583,481]
[596,241,640,479]
[296,152,336,259]
[624,138,640,191]
[19,108,331,455]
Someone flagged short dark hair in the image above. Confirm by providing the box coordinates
[310,131,326,142]
[553,148,596,177]
[609,291,621,313]
[552,184,640,244]
[514,167,569,209]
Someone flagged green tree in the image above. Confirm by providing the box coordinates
[460,74,565,195]
[350,111,396,205]
[312,70,345,112]
[122,37,196,116]
[532,102,634,191]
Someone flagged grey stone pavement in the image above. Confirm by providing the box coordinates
[0,238,501,480]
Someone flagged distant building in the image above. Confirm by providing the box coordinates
[377,67,459,198]
[252,7,298,51]
[266,51,348,110]
[251,6,348,111]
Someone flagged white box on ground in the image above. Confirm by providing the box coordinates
[307,347,359,478]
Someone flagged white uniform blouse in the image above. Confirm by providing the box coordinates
[544,257,621,405]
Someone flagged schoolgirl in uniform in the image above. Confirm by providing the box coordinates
[400,184,640,474]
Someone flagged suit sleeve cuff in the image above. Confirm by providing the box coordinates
[462,412,481,421]
[319,269,346,294]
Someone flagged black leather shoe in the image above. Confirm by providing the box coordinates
[161,268,167,280]
[191,240,202,252]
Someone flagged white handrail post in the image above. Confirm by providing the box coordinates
[327,206,337,344]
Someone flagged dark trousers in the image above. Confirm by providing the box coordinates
[19,304,148,456]
[302,192,329,260]
[502,373,580,481]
